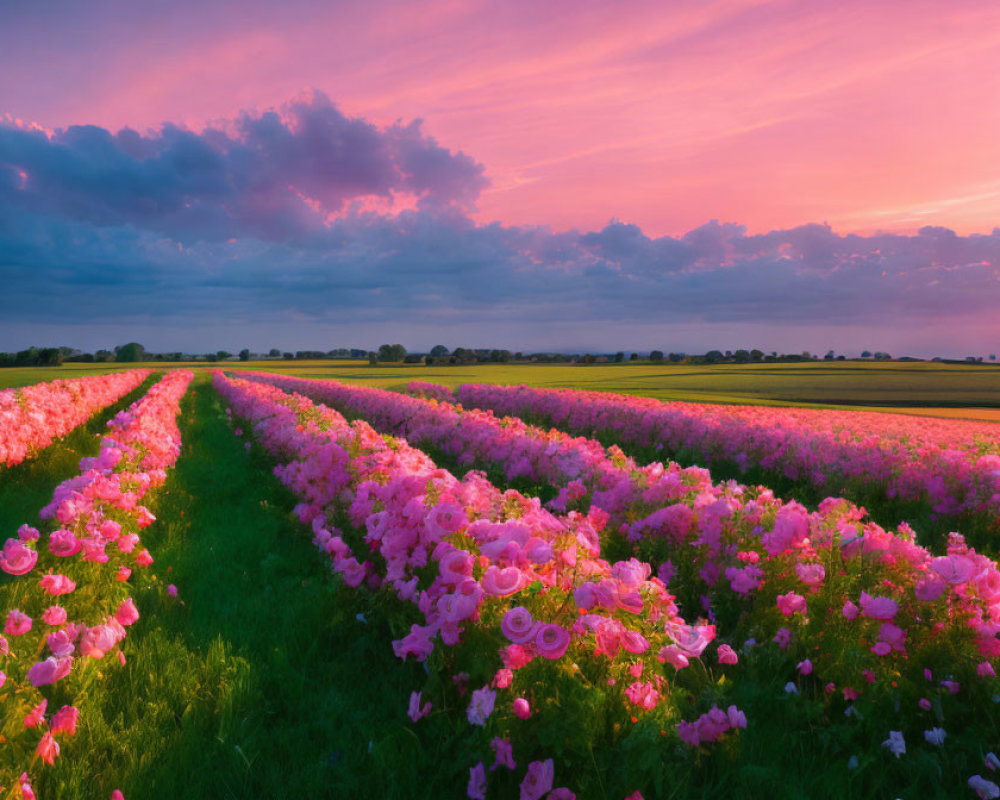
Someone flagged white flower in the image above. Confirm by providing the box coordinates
[923,728,946,746]
[882,730,906,759]
[969,775,1000,799]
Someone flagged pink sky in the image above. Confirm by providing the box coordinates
[4,0,1000,237]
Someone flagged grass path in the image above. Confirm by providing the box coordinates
[33,375,466,799]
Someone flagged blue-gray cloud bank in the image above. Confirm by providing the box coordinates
[2,92,999,355]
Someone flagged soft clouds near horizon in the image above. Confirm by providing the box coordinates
[1,93,999,356]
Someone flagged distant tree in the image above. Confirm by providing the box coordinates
[430,345,450,358]
[283,352,294,360]
[37,348,63,366]
[217,350,232,361]
[861,350,872,358]
[268,348,281,358]
[239,349,251,362]
[991,354,997,361]
[873,351,892,361]
[170,352,183,361]
[513,352,523,361]
[733,349,750,363]
[668,352,684,363]
[377,344,407,362]
[582,354,596,364]
[367,351,378,365]
[649,350,664,362]
[629,352,639,361]
[750,349,764,362]
[350,349,367,359]
[489,349,512,363]
[704,350,724,364]
[115,343,146,362]
[824,350,835,360]
[725,350,733,358]
[425,355,434,365]
[614,351,625,363]
[203,353,218,362]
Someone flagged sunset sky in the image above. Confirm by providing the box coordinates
[2,0,999,355]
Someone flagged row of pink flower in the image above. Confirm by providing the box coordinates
[235,372,1000,794]
[0,370,151,469]
[214,372,725,799]
[255,373,1000,657]
[430,382,1000,519]
[0,370,192,797]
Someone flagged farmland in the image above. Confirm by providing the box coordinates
[2,364,1000,799]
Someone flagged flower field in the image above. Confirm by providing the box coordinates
[407,381,1000,545]
[2,368,1000,799]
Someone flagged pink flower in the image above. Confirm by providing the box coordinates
[5,608,32,635]
[80,624,122,658]
[726,705,747,728]
[135,548,154,566]
[625,681,660,710]
[24,699,48,727]
[167,584,178,598]
[494,668,514,689]
[941,680,961,694]
[37,603,67,627]
[914,574,947,602]
[795,562,825,585]
[501,607,536,644]
[773,627,791,649]
[717,644,738,665]
[490,737,516,771]
[467,762,487,800]
[664,621,715,657]
[658,645,690,670]
[797,659,813,675]
[37,731,60,765]
[117,565,132,582]
[513,698,531,720]
[919,698,932,711]
[859,592,898,620]
[118,534,139,553]
[548,790,576,800]
[979,662,997,678]
[481,565,524,597]
[776,592,807,617]
[535,624,571,660]
[27,656,73,687]
[111,792,126,800]
[18,524,40,542]
[407,691,432,722]
[47,630,76,657]
[49,528,82,557]
[467,686,497,726]
[50,705,79,736]
[520,759,554,800]
[1,537,37,575]
[39,573,76,595]
[115,598,140,626]
[931,554,977,585]
[841,600,859,620]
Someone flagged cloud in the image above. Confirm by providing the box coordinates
[2,94,999,354]
[0,90,488,243]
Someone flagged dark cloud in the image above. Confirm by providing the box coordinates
[0,91,488,243]
[2,95,999,353]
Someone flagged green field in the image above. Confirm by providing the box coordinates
[7,360,1000,418]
